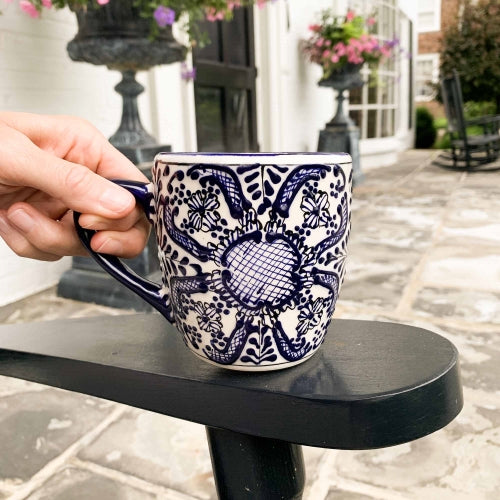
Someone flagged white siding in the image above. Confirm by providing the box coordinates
[255,0,336,153]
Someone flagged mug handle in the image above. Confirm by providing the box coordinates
[73,180,174,323]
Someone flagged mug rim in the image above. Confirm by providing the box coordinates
[155,152,352,166]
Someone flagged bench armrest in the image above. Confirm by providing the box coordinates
[466,115,500,133]
[0,314,463,450]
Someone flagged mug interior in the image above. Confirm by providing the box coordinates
[155,152,352,166]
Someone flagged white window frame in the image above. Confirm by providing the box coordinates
[415,53,440,102]
[347,0,400,140]
[417,0,441,33]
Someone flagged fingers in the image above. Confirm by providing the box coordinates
[0,112,148,182]
[79,205,147,232]
[0,114,151,261]
[19,151,137,218]
[79,206,151,258]
[81,206,151,258]
[90,223,150,259]
[0,212,64,262]
[2,203,150,260]
[0,116,147,220]
[1,205,87,258]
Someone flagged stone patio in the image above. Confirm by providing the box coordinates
[0,150,499,499]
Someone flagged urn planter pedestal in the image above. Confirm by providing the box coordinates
[66,0,186,164]
[317,64,365,186]
[58,1,186,310]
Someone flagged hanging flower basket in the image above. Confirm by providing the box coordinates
[303,8,400,85]
[67,1,186,71]
[318,63,364,91]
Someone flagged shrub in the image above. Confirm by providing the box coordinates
[464,100,496,119]
[440,0,500,113]
[434,133,451,150]
[415,107,437,149]
[433,117,448,130]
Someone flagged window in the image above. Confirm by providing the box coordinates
[347,0,400,139]
[418,0,441,32]
[415,54,439,101]
[193,7,258,152]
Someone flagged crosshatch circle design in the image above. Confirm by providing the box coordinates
[222,234,300,309]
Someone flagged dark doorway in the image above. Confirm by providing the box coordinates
[193,7,258,152]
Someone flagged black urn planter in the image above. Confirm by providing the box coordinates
[59,1,186,311]
[317,64,365,186]
[67,0,187,163]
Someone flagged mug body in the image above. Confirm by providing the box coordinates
[151,153,352,371]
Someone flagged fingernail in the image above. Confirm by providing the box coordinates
[8,209,34,233]
[80,215,104,230]
[99,188,133,213]
[95,238,123,255]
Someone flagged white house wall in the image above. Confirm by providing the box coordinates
[255,0,336,153]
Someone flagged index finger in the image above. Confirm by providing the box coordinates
[3,130,134,218]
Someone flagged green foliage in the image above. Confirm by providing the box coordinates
[432,108,490,149]
[464,100,497,119]
[433,117,448,130]
[7,1,273,45]
[415,107,437,149]
[433,133,450,150]
[440,0,500,113]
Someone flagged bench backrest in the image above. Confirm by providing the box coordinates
[441,70,468,142]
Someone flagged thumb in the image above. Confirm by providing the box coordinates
[13,144,137,218]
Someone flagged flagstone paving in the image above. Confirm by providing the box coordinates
[0,150,499,499]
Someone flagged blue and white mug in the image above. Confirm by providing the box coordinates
[75,153,352,371]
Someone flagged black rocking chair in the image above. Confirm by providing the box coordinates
[0,314,463,499]
[434,69,500,171]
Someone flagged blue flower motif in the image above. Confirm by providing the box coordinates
[193,302,222,333]
[297,298,324,336]
[187,191,221,232]
[300,191,330,228]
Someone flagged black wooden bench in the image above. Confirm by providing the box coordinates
[0,314,463,499]
[435,69,500,171]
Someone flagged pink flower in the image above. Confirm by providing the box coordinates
[380,46,391,58]
[97,0,110,5]
[205,8,225,21]
[347,53,363,64]
[308,24,321,32]
[42,0,52,7]
[19,1,39,18]
[348,38,362,49]
[334,42,346,57]
[346,10,355,21]
[367,17,376,26]
[330,54,339,63]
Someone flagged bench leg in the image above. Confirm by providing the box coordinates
[206,427,305,500]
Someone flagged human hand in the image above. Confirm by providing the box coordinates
[0,112,150,261]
